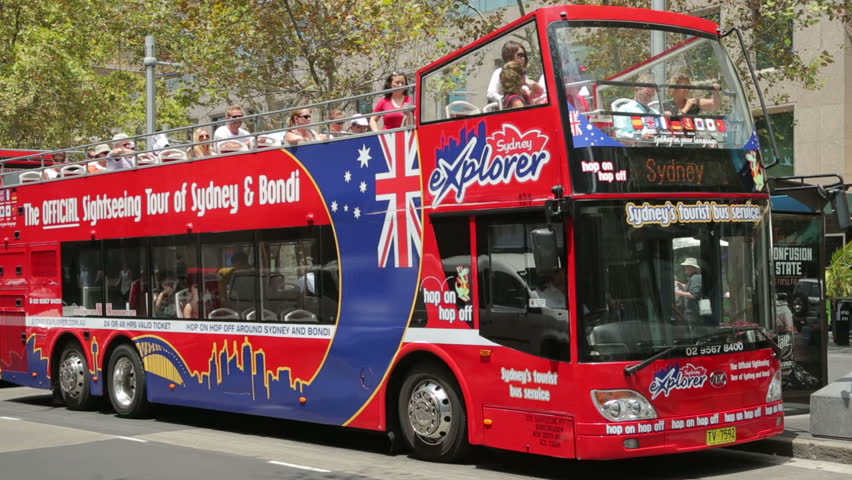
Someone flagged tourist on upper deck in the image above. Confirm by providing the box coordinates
[285,108,325,145]
[107,133,138,170]
[370,72,413,132]
[613,74,660,140]
[87,144,111,173]
[42,151,67,179]
[327,109,347,138]
[188,127,213,159]
[348,114,369,134]
[501,61,531,109]
[213,105,252,150]
[486,41,544,104]
[662,73,721,116]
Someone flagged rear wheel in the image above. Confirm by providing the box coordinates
[397,363,469,462]
[57,343,96,410]
[107,344,150,418]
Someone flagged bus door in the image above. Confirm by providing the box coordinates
[476,217,569,362]
[0,246,28,376]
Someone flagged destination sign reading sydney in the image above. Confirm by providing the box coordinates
[625,201,763,229]
[22,172,301,228]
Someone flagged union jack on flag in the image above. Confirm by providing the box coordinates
[569,110,582,136]
[375,131,422,268]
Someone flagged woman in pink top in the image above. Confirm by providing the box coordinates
[370,72,412,131]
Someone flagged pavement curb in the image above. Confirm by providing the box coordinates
[729,432,852,465]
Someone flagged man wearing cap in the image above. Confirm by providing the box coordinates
[107,133,137,170]
[348,114,369,134]
[87,144,112,173]
[675,258,702,324]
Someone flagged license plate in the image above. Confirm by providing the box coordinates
[706,426,737,446]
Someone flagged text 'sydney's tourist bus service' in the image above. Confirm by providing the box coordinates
[0,6,783,461]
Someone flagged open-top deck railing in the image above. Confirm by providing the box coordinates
[1,84,415,186]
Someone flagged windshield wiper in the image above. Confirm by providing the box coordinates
[624,326,782,377]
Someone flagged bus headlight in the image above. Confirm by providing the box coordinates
[592,390,657,422]
[765,369,782,403]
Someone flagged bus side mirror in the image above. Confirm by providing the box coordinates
[831,190,851,232]
[530,228,558,277]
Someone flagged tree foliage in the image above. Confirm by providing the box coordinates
[0,0,848,148]
[0,0,191,148]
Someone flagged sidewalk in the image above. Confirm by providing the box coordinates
[729,339,852,464]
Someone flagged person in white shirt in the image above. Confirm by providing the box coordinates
[107,133,138,170]
[486,41,545,104]
[613,74,660,140]
[213,105,252,151]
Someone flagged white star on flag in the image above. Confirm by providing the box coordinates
[344,171,352,183]
[344,205,349,212]
[353,207,361,219]
[330,201,338,212]
[357,145,371,168]
[359,181,367,193]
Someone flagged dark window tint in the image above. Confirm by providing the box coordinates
[103,239,148,317]
[62,241,103,316]
[150,236,199,320]
[201,232,254,321]
[259,226,338,324]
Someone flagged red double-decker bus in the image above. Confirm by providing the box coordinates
[0,5,783,461]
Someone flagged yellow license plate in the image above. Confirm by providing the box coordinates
[706,426,737,446]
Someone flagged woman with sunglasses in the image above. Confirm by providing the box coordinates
[370,72,413,132]
[486,41,544,104]
[285,108,325,145]
[188,128,213,159]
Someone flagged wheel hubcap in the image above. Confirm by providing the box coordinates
[407,379,452,445]
[59,352,85,399]
[112,357,136,408]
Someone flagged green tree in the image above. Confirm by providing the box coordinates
[0,0,191,148]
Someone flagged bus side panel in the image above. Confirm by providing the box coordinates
[0,247,28,384]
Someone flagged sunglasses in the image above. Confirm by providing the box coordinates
[199,134,210,139]
[229,115,243,119]
[296,114,311,120]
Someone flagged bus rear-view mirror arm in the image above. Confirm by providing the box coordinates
[722,27,779,169]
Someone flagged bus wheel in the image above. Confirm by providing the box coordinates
[107,344,150,418]
[57,343,96,410]
[398,364,469,462]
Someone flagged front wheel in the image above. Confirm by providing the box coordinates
[107,344,150,418]
[57,343,96,410]
[397,364,469,462]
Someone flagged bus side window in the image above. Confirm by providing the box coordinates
[61,241,104,317]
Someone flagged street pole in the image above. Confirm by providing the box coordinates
[144,36,157,136]
[651,0,667,84]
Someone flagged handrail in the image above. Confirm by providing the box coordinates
[0,84,415,185]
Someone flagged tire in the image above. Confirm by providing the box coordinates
[57,343,97,410]
[397,363,470,462]
[107,344,150,418]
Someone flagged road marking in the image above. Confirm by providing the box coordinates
[0,416,21,420]
[113,436,148,443]
[720,448,852,474]
[268,460,331,473]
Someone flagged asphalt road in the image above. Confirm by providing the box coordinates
[1,386,852,480]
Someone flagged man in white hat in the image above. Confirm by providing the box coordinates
[348,114,369,134]
[675,257,702,324]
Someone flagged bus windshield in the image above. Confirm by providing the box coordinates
[550,22,753,149]
[575,199,773,362]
